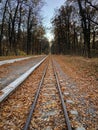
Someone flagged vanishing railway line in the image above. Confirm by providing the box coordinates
[0,57,72,130]
[23,58,72,130]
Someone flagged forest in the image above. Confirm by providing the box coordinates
[0,0,49,56]
[51,0,98,58]
[0,0,98,58]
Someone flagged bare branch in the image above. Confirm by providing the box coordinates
[86,0,98,10]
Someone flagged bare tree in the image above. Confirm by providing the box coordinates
[0,0,8,56]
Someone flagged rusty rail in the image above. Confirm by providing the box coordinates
[24,58,72,130]
[23,63,48,130]
[52,59,72,130]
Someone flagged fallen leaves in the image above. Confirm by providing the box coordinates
[0,90,3,95]
[54,55,98,130]
[29,61,67,129]
[0,59,48,130]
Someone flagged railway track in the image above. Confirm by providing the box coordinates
[0,57,72,130]
[23,58,72,130]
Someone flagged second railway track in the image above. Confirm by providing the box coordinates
[24,58,72,130]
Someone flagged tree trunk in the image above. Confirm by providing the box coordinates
[77,0,91,58]
[92,29,95,49]
[11,0,20,55]
[26,8,32,55]
[0,0,8,56]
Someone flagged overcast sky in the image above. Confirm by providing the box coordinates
[41,0,65,41]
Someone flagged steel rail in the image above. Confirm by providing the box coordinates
[23,63,48,130]
[52,59,72,130]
